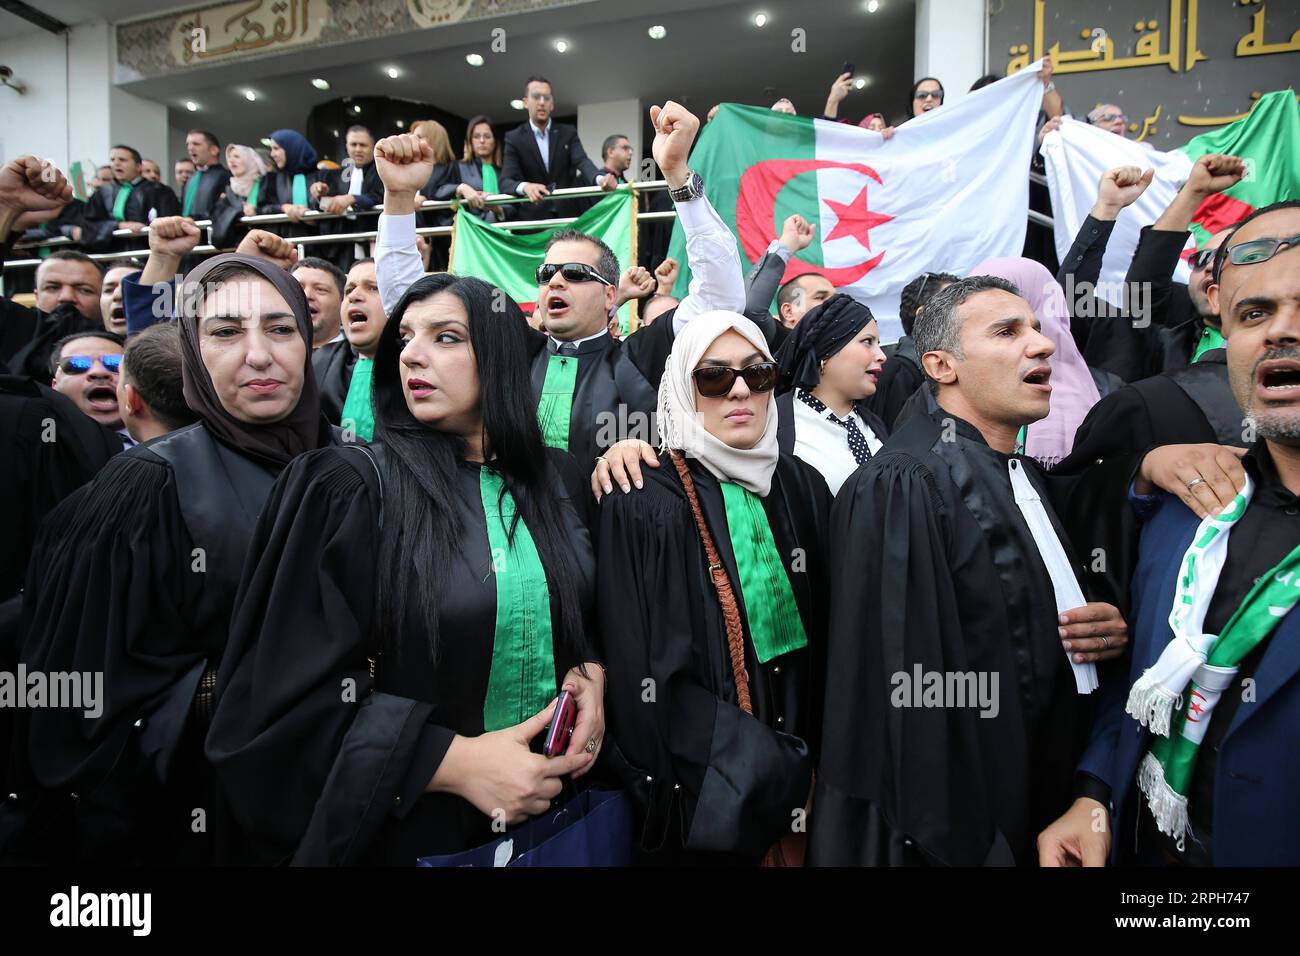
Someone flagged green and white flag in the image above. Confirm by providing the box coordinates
[450,190,637,330]
[1042,90,1300,305]
[665,63,1049,341]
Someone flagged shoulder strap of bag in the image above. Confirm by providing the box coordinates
[668,451,752,715]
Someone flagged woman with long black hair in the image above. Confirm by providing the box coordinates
[207,273,604,866]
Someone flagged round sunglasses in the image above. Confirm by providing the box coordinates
[692,362,778,398]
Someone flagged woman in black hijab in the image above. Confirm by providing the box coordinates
[7,253,333,865]
[773,293,889,495]
[207,273,605,866]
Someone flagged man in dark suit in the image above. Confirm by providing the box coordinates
[309,125,384,270]
[502,75,617,218]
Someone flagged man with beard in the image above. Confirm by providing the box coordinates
[1039,199,1300,867]
[1,166,104,378]
[289,257,345,348]
[313,258,386,439]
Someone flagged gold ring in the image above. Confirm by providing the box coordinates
[585,737,599,754]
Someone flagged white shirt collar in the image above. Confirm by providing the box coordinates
[551,326,609,348]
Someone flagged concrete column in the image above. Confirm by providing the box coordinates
[577,98,643,180]
[913,0,987,107]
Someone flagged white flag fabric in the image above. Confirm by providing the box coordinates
[668,62,1050,342]
[1040,118,1194,306]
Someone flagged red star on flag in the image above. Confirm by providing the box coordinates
[823,183,894,252]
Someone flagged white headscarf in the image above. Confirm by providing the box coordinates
[657,311,780,496]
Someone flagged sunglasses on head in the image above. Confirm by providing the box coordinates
[536,262,613,286]
[1189,248,1216,271]
[692,362,778,398]
[60,354,122,375]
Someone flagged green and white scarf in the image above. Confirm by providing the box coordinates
[1128,473,1300,845]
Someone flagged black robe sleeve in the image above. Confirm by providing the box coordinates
[18,452,201,792]
[596,476,811,860]
[809,453,1015,867]
[206,448,455,865]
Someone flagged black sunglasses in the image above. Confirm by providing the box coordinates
[1189,248,1216,271]
[692,362,778,398]
[60,353,123,375]
[536,262,613,286]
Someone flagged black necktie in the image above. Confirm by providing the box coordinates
[551,341,579,356]
[797,390,872,465]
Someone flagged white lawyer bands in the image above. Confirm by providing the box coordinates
[0,665,102,719]
[50,887,152,937]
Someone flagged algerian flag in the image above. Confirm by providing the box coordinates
[1041,90,1300,306]
[450,190,637,331]
[666,62,1048,342]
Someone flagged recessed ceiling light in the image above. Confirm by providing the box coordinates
[332,129,339,137]
[396,120,405,129]
[466,53,484,66]
[867,0,880,11]
[311,78,330,91]
[353,104,362,113]
[243,89,258,101]
[854,77,867,89]
[510,98,525,110]
[385,66,401,79]
[754,12,768,27]
[555,39,569,53]
[648,25,667,39]
[185,100,199,111]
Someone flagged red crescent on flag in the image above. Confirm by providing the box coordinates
[736,159,890,286]
[1180,192,1255,261]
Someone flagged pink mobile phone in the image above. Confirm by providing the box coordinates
[543,690,577,757]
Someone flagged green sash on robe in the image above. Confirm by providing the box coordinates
[537,353,579,450]
[340,357,375,442]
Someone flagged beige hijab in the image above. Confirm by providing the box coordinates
[657,311,780,496]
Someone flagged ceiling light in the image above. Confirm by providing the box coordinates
[243,89,258,101]
[648,25,667,39]
[555,39,569,53]
[754,12,768,27]
[331,129,339,137]
[396,120,405,129]
[466,53,484,66]
[352,104,362,113]
[185,100,199,111]
[311,78,330,90]
[854,77,867,89]
[510,98,525,110]
[867,0,880,11]
[385,66,401,79]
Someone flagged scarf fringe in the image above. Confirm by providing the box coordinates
[1125,672,1183,737]
[1137,752,1188,847]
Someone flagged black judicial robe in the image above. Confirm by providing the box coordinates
[597,452,831,863]
[254,169,322,242]
[1052,349,1245,617]
[206,445,596,866]
[528,324,672,471]
[809,411,1094,867]
[311,338,358,426]
[179,165,232,220]
[81,179,180,251]
[7,422,319,864]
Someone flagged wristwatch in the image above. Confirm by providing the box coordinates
[668,169,705,203]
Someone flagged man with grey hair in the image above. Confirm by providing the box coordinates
[810,274,1131,867]
[1087,103,1128,137]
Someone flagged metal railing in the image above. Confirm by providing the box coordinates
[4,181,674,271]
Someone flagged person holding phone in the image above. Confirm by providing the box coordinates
[207,273,606,866]
[596,310,831,864]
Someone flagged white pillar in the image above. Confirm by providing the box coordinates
[914,0,987,106]
[0,20,169,182]
[577,99,643,180]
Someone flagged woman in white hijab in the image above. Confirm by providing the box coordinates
[596,310,831,865]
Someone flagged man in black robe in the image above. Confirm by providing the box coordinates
[375,100,746,471]
[309,125,384,271]
[1,157,105,380]
[809,275,1130,866]
[313,258,386,431]
[179,129,231,221]
[81,145,179,251]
